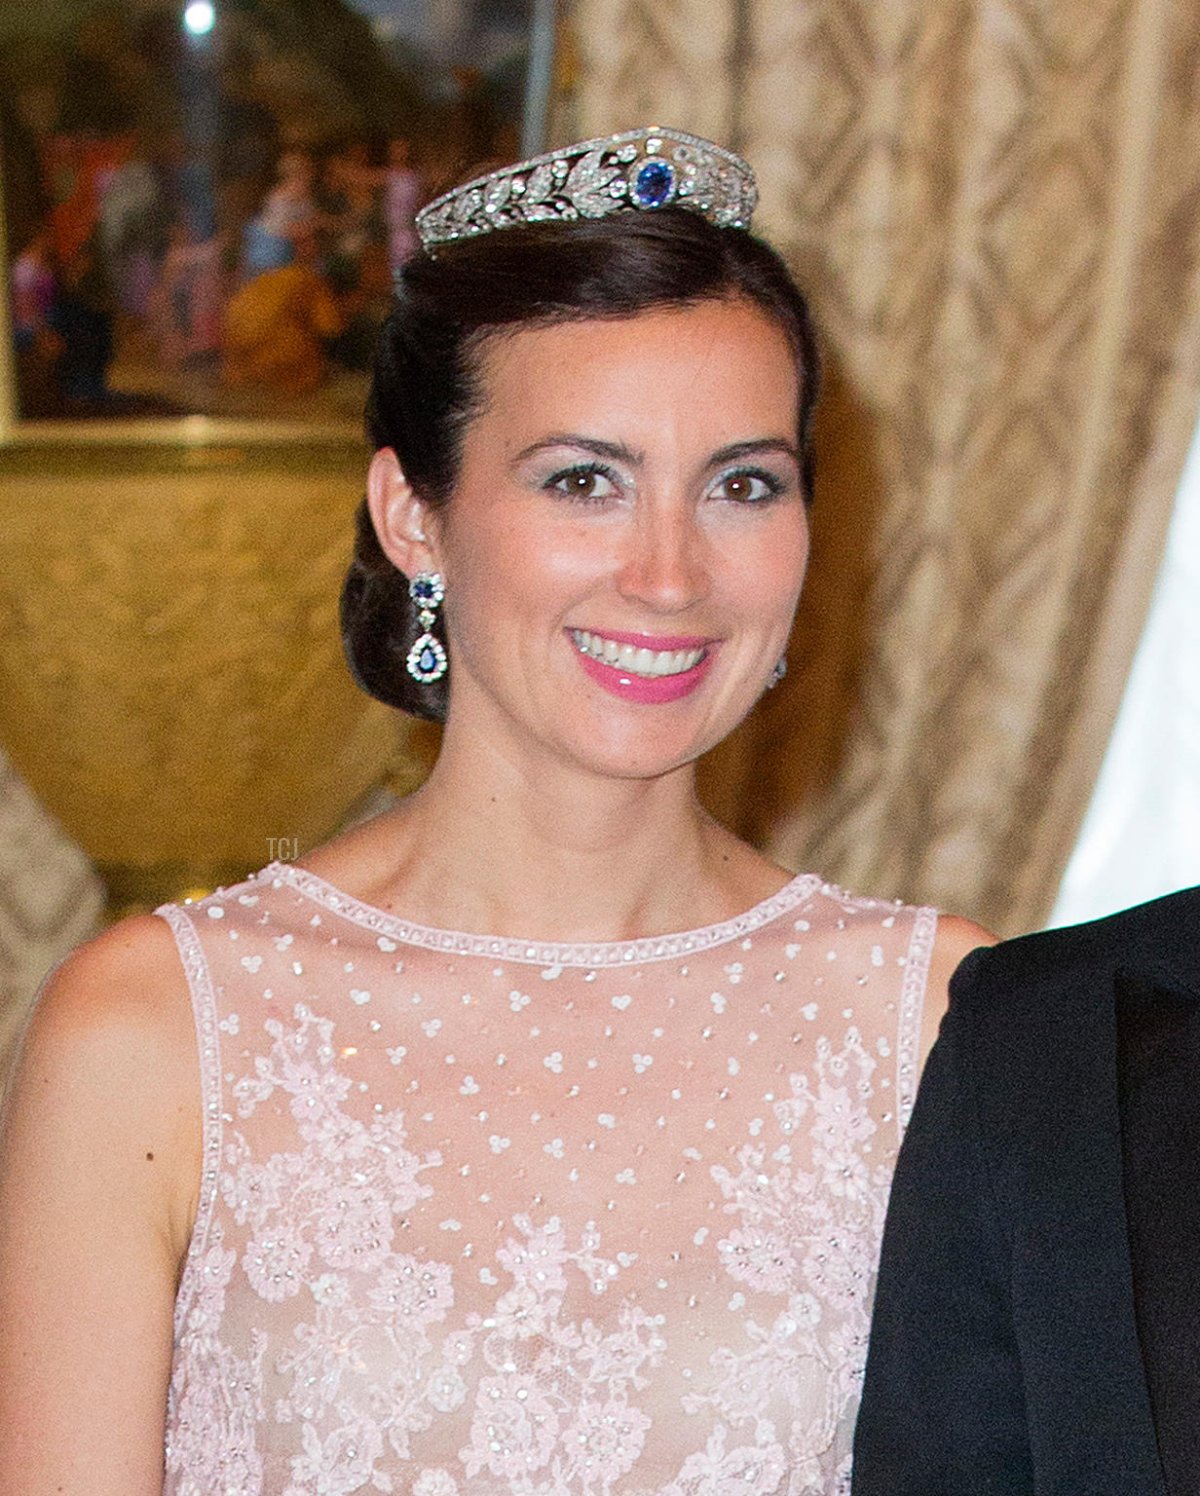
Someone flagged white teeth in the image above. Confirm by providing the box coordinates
[571,630,706,678]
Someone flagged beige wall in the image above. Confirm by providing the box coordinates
[0,438,408,1075]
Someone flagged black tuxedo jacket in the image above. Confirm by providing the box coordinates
[852,886,1200,1496]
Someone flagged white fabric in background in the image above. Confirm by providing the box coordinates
[1048,415,1200,928]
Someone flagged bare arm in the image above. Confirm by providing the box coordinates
[0,914,200,1496]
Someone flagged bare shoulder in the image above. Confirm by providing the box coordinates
[918,913,998,1070]
[930,913,998,987]
[12,912,194,1085]
[2,912,201,1260]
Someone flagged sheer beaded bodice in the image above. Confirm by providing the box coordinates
[154,860,935,1496]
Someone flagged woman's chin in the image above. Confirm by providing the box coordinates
[551,714,719,784]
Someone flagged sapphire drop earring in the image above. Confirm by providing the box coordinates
[406,571,447,683]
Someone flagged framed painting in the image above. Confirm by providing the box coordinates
[0,0,557,436]
[0,0,560,923]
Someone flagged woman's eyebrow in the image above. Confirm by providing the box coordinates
[512,434,646,466]
[511,434,800,469]
[706,438,801,467]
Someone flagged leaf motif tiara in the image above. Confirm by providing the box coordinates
[414,127,758,251]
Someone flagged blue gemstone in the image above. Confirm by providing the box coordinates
[632,159,674,208]
[419,646,438,673]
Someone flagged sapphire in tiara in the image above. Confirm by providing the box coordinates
[632,159,675,208]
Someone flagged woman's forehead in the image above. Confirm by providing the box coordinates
[472,300,800,444]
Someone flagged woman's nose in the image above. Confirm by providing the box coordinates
[615,509,711,612]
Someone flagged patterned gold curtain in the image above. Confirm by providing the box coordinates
[0,749,104,1081]
[569,0,1200,933]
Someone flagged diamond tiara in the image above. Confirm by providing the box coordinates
[415,127,758,251]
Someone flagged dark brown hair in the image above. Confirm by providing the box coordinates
[341,207,821,720]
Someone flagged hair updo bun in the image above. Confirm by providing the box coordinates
[340,208,821,721]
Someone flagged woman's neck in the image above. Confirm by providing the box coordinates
[325,720,784,944]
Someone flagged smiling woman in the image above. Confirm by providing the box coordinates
[360,297,809,782]
[0,130,992,1496]
[341,195,821,728]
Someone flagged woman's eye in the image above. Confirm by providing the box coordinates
[712,470,783,504]
[547,466,617,501]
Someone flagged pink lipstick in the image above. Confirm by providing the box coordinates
[568,627,716,704]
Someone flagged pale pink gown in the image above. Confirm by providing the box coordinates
[155,859,935,1496]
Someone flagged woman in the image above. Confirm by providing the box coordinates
[0,129,989,1496]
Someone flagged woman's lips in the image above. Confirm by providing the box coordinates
[568,627,716,704]
[569,628,708,677]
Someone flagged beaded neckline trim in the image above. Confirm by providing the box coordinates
[261,859,825,968]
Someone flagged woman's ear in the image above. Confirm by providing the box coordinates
[366,448,441,577]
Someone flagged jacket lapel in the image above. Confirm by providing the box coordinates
[1116,972,1200,1496]
[970,960,1164,1494]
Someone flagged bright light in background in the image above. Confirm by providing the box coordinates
[1048,408,1200,928]
[183,1,216,36]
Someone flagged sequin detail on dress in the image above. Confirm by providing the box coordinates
[155,862,936,1496]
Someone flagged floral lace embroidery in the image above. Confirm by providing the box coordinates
[158,868,934,1496]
